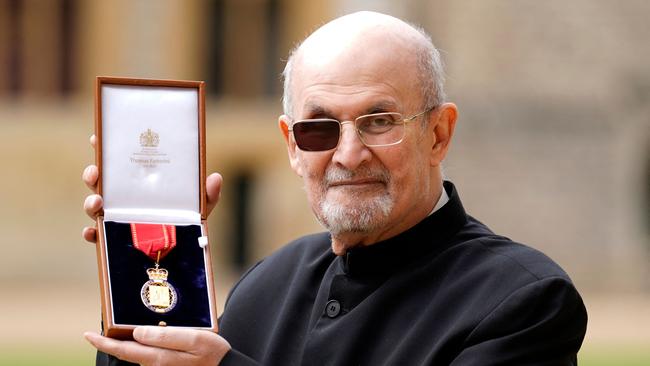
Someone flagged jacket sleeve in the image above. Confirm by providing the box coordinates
[215,260,266,365]
[219,348,260,366]
[451,276,588,366]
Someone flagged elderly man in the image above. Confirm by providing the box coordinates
[83,11,587,366]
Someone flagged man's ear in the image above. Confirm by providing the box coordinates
[278,115,303,177]
[429,103,458,167]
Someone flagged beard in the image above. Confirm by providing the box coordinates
[315,165,394,235]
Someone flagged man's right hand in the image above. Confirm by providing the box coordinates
[81,134,223,244]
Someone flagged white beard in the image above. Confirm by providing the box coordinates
[316,165,394,235]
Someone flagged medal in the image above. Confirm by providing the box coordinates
[131,223,178,313]
[141,256,178,313]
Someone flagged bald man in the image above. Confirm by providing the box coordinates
[85,11,587,366]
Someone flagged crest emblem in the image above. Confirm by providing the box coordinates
[141,266,178,313]
[140,128,160,147]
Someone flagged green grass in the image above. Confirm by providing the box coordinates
[0,347,94,366]
[579,345,650,366]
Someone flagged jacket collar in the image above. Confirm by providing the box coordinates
[341,181,468,277]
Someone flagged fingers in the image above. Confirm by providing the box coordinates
[132,326,231,365]
[84,332,147,364]
[205,173,223,216]
[133,326,228,354]
[82,226,98,244]
[83,165,99,193]
[85,328,231,366]
[83,135,100,245]
[84,194,103,220]
[84,332,180,365]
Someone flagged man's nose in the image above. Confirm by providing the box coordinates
[332,122,372,170]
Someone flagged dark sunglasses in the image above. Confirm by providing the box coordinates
[288,108,433,152]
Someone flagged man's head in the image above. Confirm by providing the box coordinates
[281,12,446,119]
[279,11,458,255]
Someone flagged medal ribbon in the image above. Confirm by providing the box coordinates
[130,223,177,261]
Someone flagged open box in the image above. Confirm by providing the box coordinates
[94,76,218,339]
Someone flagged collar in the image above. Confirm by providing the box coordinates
[341,181,467,277]
[430,183,449,215]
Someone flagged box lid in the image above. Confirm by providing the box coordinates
[96,77,207,223]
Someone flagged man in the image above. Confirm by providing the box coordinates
[83,11,587,365]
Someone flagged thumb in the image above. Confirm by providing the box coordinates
[205,173,223,216]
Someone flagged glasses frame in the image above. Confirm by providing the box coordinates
[288,106,436,151]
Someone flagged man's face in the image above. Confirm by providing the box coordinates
[280,36,442,252]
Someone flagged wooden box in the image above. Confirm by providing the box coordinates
[94,76,217,339]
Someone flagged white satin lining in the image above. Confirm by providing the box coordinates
[104,208,201,224]
[101,84,200,224]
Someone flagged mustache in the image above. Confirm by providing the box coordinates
[324,165,390,185]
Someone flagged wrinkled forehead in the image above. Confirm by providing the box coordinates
[291,26,423,117]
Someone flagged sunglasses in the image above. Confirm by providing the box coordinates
[288,107,433,152]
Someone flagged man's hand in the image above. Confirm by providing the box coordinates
[85,327,231,365]
[81,134,223,243]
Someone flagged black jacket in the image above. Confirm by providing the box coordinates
[218,181,587,365]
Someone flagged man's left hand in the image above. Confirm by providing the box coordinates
[84,326,231,365]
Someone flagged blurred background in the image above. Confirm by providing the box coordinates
[0,0,648,364]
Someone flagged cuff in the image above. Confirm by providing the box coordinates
[218,348,259,366]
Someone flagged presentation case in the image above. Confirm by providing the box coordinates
[94,76,218,339]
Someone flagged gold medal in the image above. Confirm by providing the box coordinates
[130,223,179,313]
[141,263,178,313]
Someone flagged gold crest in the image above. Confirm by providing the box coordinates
[141,265,177,313]
[139,128,160,147]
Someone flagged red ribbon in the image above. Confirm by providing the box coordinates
[130,223,177,261]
